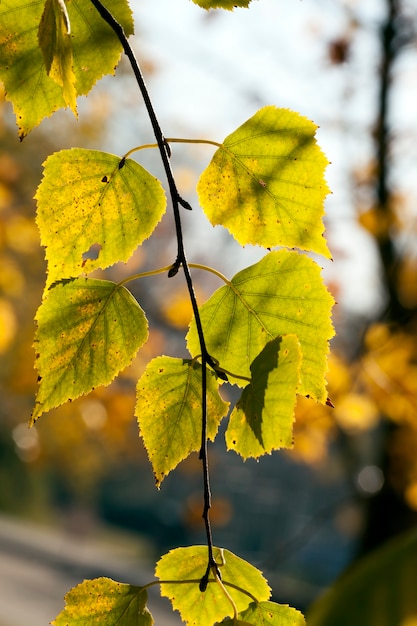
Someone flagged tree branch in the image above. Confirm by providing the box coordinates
[89,0,218,575]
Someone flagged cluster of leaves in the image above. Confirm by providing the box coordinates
[54,547,306,626]
[1,0,335,624]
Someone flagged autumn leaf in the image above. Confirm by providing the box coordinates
[220,601,306,626]
[192,0,251,8]
[35,149,166,287]
[52,577,153,625]
[187,250,334,403]
[198,106,331,257]
[136,357,229,486]
[32,278,148,423]
[0,0,134,137]
[226,336,301,459]
[156,546,271,626]
[38,0,77,113]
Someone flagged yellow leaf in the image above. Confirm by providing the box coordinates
[198,107,331,257]
[38,0,77,113]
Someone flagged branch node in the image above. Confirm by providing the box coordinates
[199,566,210,592]
[168,260,181,277]
[178,196,193,211]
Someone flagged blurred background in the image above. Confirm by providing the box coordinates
[1,0,417,624]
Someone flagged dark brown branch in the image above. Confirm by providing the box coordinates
[89,0,218,577]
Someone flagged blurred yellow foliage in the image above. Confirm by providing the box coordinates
[397,258,417,310]
[32,385,143,499]
[293,320,417,481]
[5,214,40,254]
[362,324,417,425]
[334,393,379,433]
[292,395,335,464]
[0,181,13,211]
[161,285,208,329]
[0,254,25,296]
[292,353,355,463]
[0,297,16,353]
[358,206,394,240]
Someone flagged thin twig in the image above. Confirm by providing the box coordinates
[89,0,218,576]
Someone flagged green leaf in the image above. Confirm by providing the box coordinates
[32,278,148,423]
[226,336,301,459]
[307,528,417,626]
[197,106,331,258]
[136,357,229,487]
[187,250,334,403]
[156,546,271,626]
[52,577,153,625]
[220,600,306,626]
[192,0,251,9]
[0,0,134,138]
[35,149,166,287]
[38,0,76,112]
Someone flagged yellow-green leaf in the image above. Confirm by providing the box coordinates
[35,149,166,287]
[52,577,153,626]
[38,0,76,113]
[187,250,334,402]
[0,0,134,138]
[192,0,251,9]
[32,278,148,423]
[197,106,331,257]
[136,357,229,487]
[226,336,301,459]
[156,546,271,626]
[220,601,306,626]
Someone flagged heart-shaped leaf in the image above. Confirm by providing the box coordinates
[32,278,148,422]
[136,357,229,486]
[198,106,330,257]
[36,149,166,287]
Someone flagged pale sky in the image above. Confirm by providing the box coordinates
[102,0,415,318]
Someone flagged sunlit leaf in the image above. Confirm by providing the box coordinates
[36,149,166,287]
[0,0,133,138]
[156,546,271,626]
[38,0,76,112]
[32,278,148,423]
[198,106,330,257]
[192,0,251,9]
[136,357,229,486]
[226,335,301,459]
[220,600,306,625]
[187,250,334,402]
[307,528,417,626]
[52,577,153,625]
